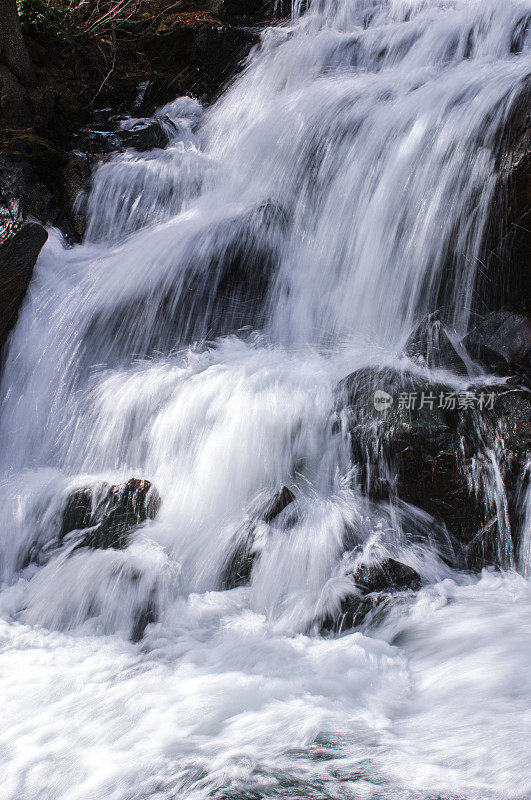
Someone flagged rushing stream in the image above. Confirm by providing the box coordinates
[1,0,531,798]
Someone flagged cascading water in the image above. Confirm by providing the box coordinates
[1,0,530,798]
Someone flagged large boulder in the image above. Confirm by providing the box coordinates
[60,477,162,551]
[335,365,530,568]
[0,222,47,355]
[321,558,421,634]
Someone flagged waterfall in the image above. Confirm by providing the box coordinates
[0,1,530,798]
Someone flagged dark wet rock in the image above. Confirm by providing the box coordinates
[463,516,507,576]
[392,446,482,549]
[91,108,114,125]
[514,463,531,566]
[323,592,385,633]
[82,201,288,363]
[0,223,47,354]
[0,153,57,236]
[221,527,256,590]
[60,487,93,538]
[336,366,459,474]
[451,382,529,569]
[81,562,161,643]
[147,23,260,105]
[196,201,287,337]
[335,366,530,568]
[93,10,275,113]
[495,383,531,453]
[510,12,531,54]
[72,126,122,156]
[72,115,172,160]
[404,312,468,376]
[221,486,295,589]
[476,87,530,315]
[219,0,282,23]
[462,312,531,374]
[129,80,176,118]
[262,485,295,523]
[351,558,421,594]
[95,25,257,114]
[117,118,171,152]
[131,591,158,643]
[57,153,92,240]
[60,478,161,551]
[321,558,421,634]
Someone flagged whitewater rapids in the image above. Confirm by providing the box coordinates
[0,0,530,798]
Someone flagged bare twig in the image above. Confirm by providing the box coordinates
[86,26,117,108]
